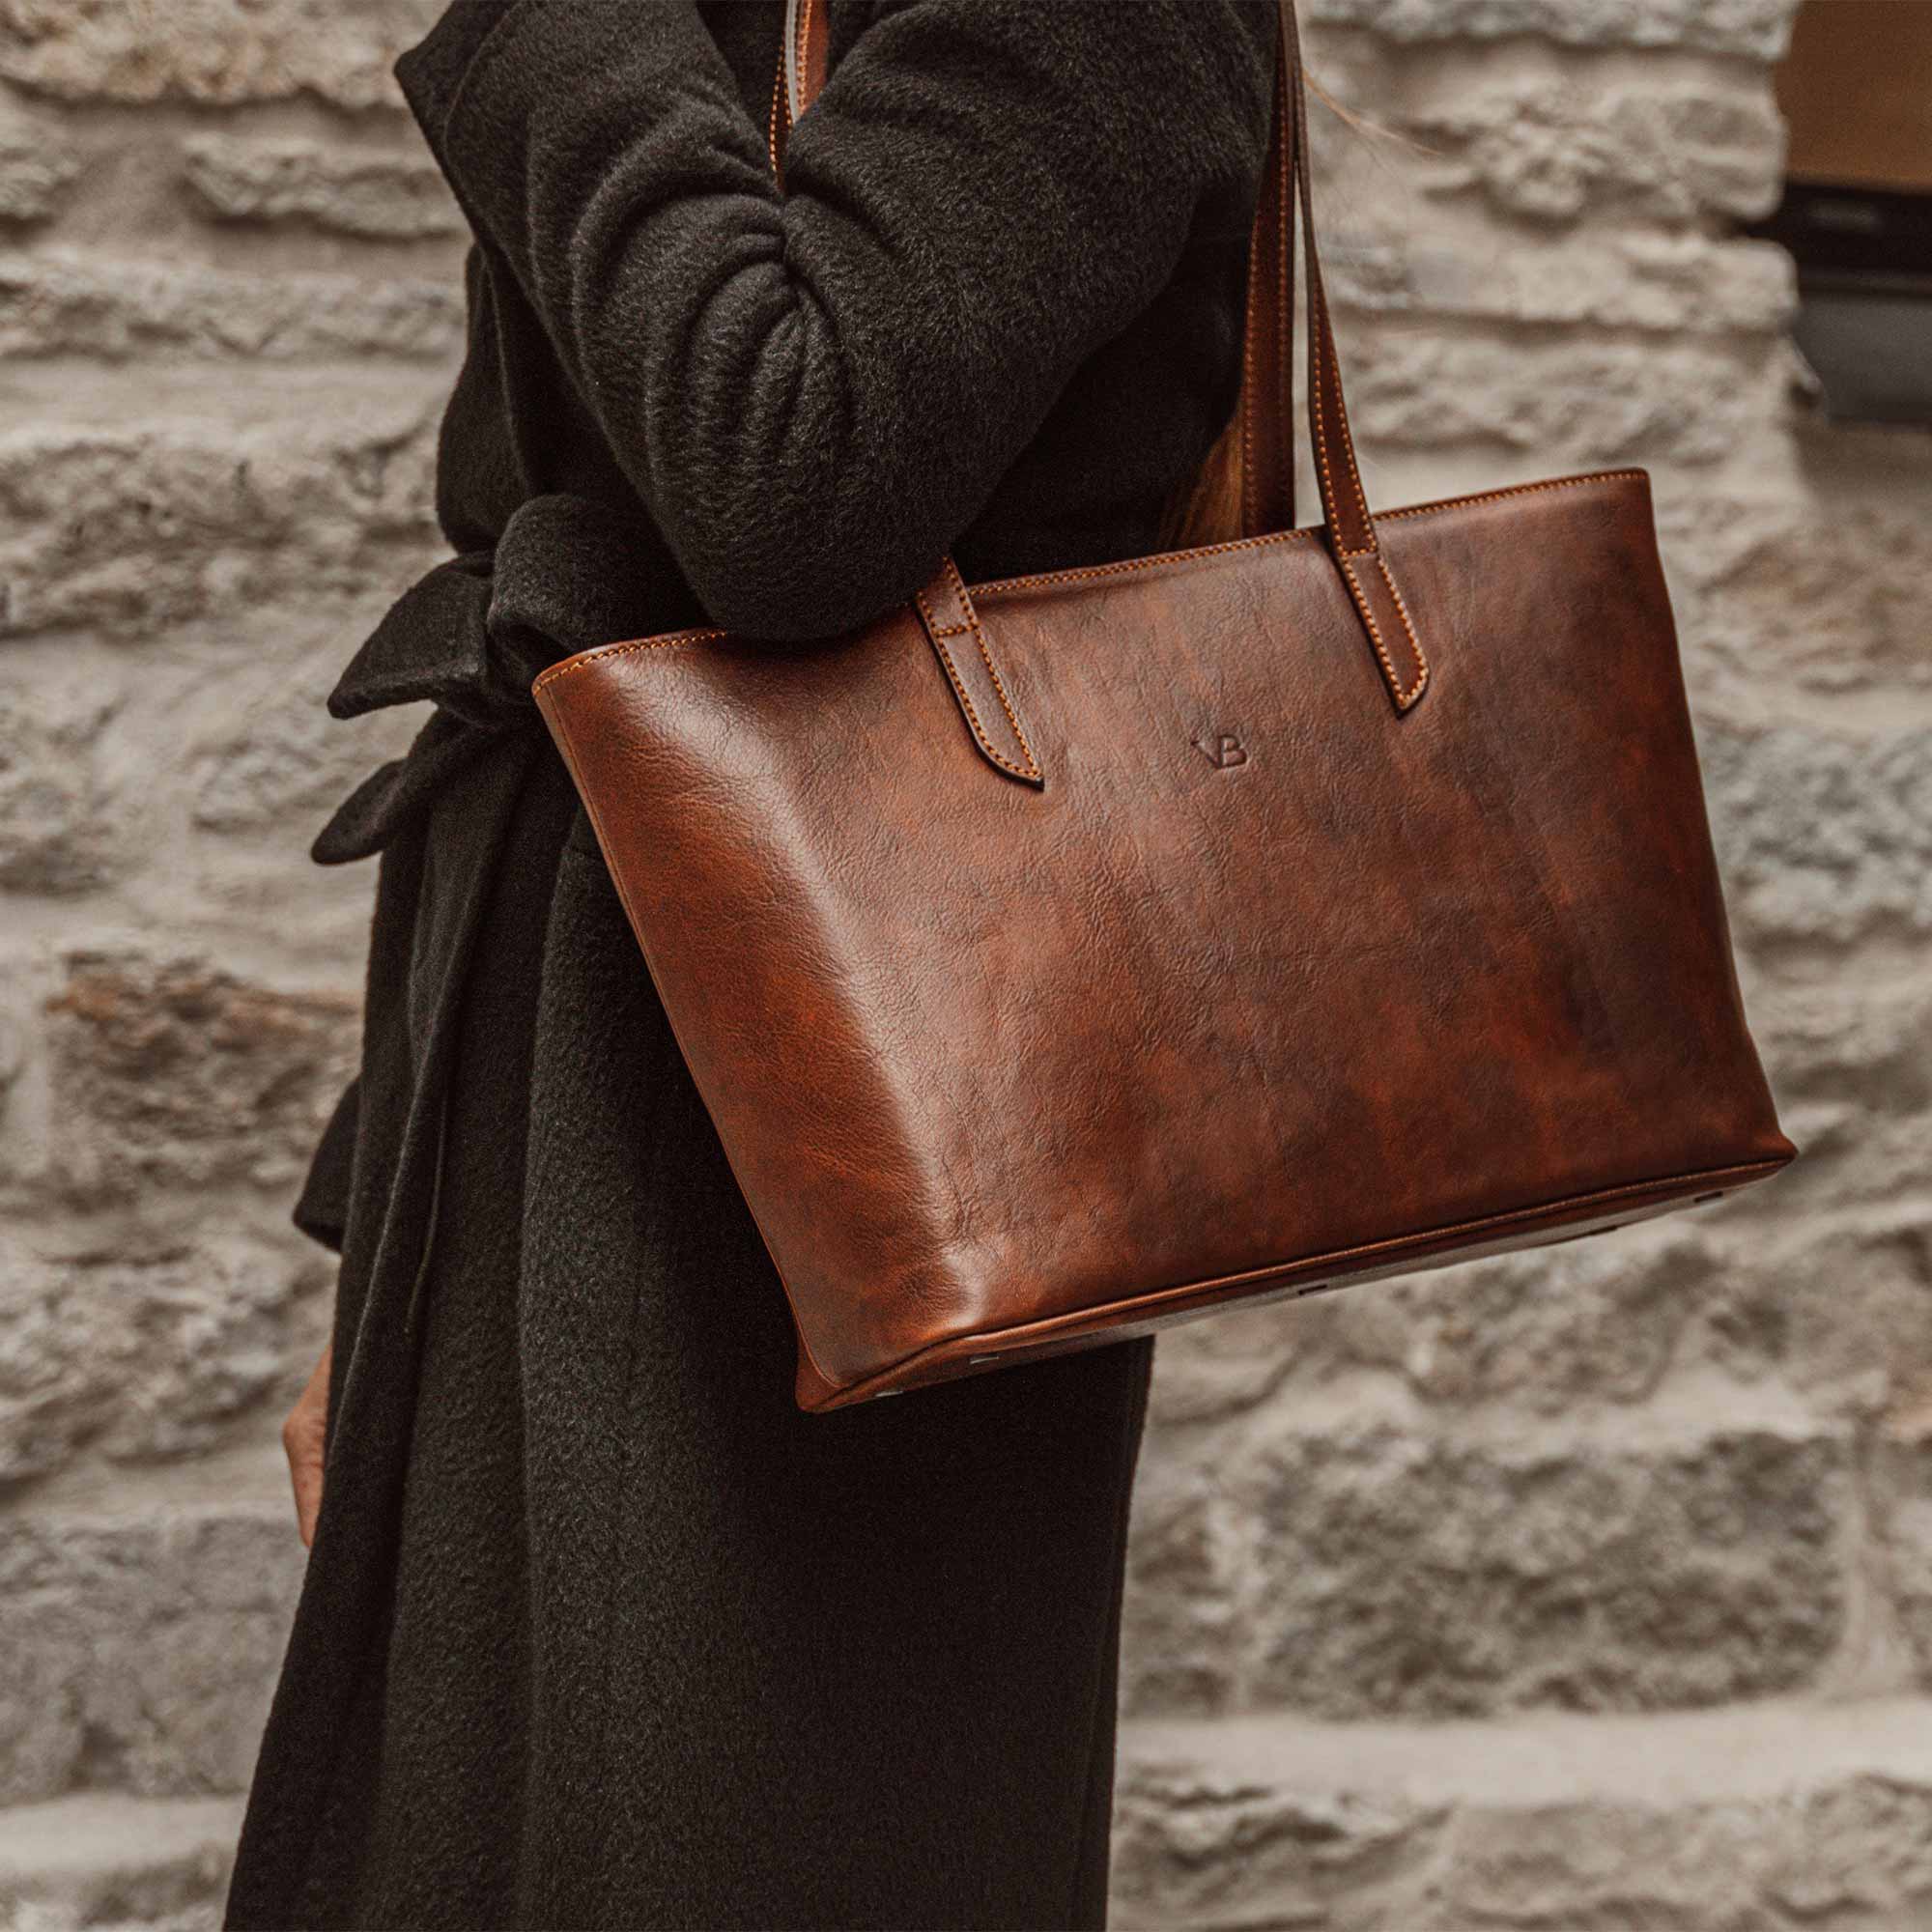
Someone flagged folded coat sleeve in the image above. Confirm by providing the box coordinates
[393,0,1272,640]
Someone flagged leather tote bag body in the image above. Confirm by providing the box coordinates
[534,0,1795,1412]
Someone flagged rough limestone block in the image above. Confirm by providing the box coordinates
[1393,75,1786,225]
[0,1238,330,1485]
[1123,1412,1848,1719]
[1663,479,1932,698]
[1748,1110,1932,1243]
[1248,1419,1846,1719]
[0,1508,302,1804]
[1119,1466,1262,1717]
[0,131,83,223]
[1308,0,1801,60]
[1148,1226,1719,1432]
[1676,1218,1932,1427]
[1151,1203,1932,1462]
[1115,1751,1440,1930]
[1751,972,1932,1153]
[1436,1776,1932,1931]
[0,1794,241,1932]
[0,676,122,895]
[0,0,441,110]
[1345,324,1784,463]
[1754,974,1932,1128]
[1874,1421,1932,1691]
[1319,1228,1718,1413]
[0,629,417,912]
[1697,719,1932,950]
[43,952,358,1205]
[185,644,425,841]
[1329,228,1796,337]
[0,249,463,362]
[181,135,461,242]
[1112,1699,1932,1930]
[0,414,442,638]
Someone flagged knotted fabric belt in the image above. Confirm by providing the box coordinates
[313,492,696,867]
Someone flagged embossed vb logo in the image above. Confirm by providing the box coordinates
[1193,730,1249,771]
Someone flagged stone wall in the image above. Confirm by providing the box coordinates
[1,3,1926,1927]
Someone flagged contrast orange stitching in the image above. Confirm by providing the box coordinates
[1323,289,1371,539]
[529,470,1651,690]
[979,526,1315,600]
[974,635,1038,775]
[1376,469,1647,523]
[1239,211,1261,528]
[978,470,1650,601]
[915,578,1037,782]
[926,635,1037,782]
[766,49,786,180]
[1307,277,1371,553]
[1307,296,1343,539]
[1269,78,1290,530]
[1338,554,1417,708]
[1373,548,1427,702]
[945,555,1040,780]
[530,628,728,695]
[914,571,965,640]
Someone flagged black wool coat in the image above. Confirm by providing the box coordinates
[226,5,1276,1928]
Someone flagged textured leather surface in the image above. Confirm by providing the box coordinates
[536,0,1794,1410]
[536,469,1794,1408]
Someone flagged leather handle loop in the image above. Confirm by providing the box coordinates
[911,557,1043,786]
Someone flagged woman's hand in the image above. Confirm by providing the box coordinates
[283,1342,331,1547]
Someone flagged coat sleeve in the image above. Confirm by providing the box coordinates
[393,0,1273,640]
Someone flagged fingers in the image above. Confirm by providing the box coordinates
[288,1421,324,1548]
[283,1341,332,1548]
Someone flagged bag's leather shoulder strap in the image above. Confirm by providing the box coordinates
[772,0,1427,784]
[1273,3,1429,710]
[784,0,829,128]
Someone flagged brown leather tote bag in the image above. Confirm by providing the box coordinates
[533,0,1796,1411]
